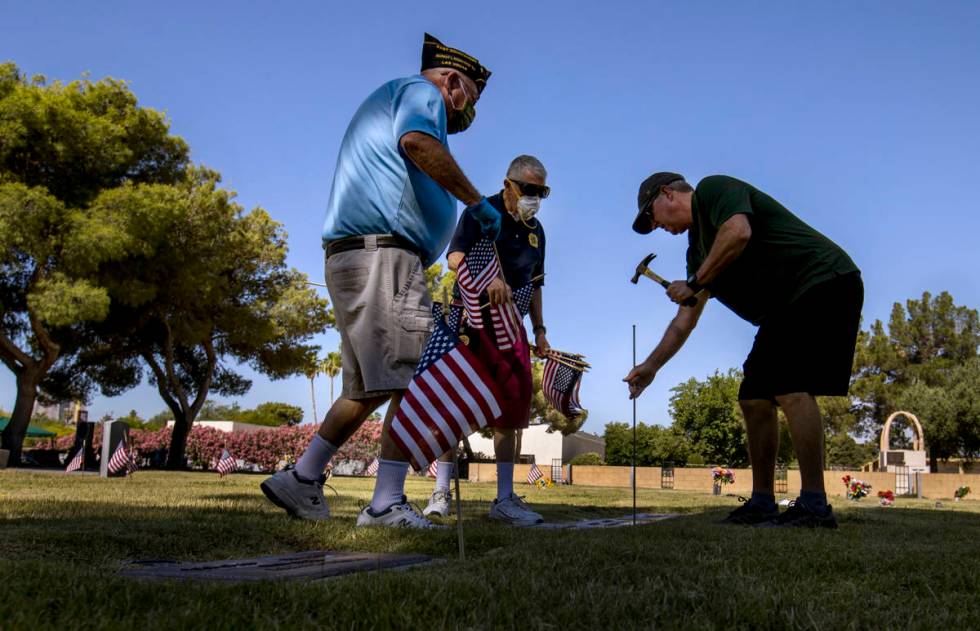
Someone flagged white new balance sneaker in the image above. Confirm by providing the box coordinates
[489,493,544,526]
[260,465,330,521]
[356,496,443,529]
[422,489,453,517]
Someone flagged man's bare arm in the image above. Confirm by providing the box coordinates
[400,132,481,206]
[694,214,752,284]
[644,292,709,371]
[529,286,544,331]
[624,293,709,399]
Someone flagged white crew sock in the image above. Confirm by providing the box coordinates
[369,459,410,513]
[496,461,514,501]
[294,434,337,481]
[435,461,454,493]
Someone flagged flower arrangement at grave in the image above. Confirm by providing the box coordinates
[877,490,895,506]
[954,486,971,501]
[534,478,555,489]
[712,467,735,485]
[842,475,871,500]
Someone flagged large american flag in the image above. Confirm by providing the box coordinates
[108,441,138,476]
[542,357,584,419]
[456,238,500,329]
[216,449,237,477]
[65,449,84,473]
[391,314,503,470]
[527,463,544,484]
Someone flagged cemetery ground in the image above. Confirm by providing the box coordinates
[1,472,979,630]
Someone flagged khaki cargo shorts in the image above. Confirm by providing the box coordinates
[324,238,433,400]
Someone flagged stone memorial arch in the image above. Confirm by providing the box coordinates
[879,411,928,473]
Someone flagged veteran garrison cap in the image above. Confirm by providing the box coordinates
[632,171,685,234]
[421,33,492,94]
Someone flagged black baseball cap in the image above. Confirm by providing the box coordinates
[632,171,685,234]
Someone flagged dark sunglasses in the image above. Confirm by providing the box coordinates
[507,178,550,199]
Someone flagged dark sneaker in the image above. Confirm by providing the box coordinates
[757,501,838,529]
[719,497,779,525]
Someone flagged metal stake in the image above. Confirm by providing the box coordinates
[632,323,637,526]
[452,449,465,561]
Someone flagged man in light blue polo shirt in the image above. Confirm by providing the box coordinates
[262,33,500,528]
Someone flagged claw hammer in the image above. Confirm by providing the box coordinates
[630,253,698,307]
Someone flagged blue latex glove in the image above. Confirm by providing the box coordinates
[466,197,501,240]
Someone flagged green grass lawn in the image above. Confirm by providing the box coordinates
[2,470,979,630]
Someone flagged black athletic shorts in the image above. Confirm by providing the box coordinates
[738,272,863,401]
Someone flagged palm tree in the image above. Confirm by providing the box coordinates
[303,359,321,424]
[321,351,342,406]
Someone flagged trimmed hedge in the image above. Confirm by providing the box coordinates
[52,421,381,472]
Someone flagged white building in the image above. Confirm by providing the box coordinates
[166,420,270,433]
[465,424,605,467]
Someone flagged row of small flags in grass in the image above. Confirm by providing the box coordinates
[65,442,238,477]
[67,446,546,483]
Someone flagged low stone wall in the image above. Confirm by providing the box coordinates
[503,464,980,500]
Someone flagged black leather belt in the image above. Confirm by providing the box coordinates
[324,234,421,259]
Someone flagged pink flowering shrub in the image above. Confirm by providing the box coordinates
[53,421,382,472]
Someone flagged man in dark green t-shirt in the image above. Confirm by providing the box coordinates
[624,173,863,529]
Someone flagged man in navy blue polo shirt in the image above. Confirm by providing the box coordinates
[422,155,553,526]
[261,34,502,529]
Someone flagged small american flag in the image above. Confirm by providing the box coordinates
[65,449,84,473]
[447,303,463,334]
[365,457,379,476]
[513,282,534,317]
[542,358,585,419]
[456,238,500,329]
[427,460,438,477]
[489,302,523,351]
[391,310,503,470]
[108,441,138,476]
[527,463,544,484]
[216,449,237,477]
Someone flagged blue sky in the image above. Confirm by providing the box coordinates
[2,1,978,435]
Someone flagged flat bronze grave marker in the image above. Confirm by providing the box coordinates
[119,550,434,582]
[526,513,678,529]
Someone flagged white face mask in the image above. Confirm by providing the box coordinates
[517,196,541,220]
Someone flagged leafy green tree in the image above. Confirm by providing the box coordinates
[119,409,146,429]
[245,402,304,427]
[602,421,689,466]
[825,432,874,469]
[52,169,331,468]
[852,291,979,467]
[669,369,748,467]
[0,63,188,464]
[896,359,980,468]
[568,452,603,466]
[425,263,456,304]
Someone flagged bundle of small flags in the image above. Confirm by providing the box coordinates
[108,440,139,476]
[541,349,589,420]
[216,449,237,477]
[456,238,530,351]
